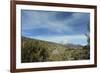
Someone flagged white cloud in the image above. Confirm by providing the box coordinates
[22,10,89,35]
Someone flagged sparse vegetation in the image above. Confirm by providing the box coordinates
[21,36,90,63]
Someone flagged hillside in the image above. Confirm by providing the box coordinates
[21,36,90,63]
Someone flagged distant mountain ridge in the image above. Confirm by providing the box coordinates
[22,36,83,49]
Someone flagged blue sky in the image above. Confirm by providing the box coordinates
[21,10,90,46]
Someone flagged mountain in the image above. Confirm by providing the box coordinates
[22,36,83,49]
[21,36,69,55]
[21,36,89,63]
[65,43,83,49]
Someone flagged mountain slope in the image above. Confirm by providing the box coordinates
[21,36,90,63]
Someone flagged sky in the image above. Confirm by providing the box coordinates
[21,9,90,46]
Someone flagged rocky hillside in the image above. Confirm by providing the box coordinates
[21,36,90,63]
